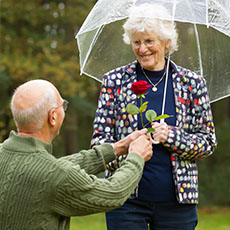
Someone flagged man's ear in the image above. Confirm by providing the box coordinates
[48,109,57,126]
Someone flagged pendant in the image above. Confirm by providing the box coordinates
[152,86,157,92]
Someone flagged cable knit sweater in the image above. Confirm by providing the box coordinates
[0,131,144,230]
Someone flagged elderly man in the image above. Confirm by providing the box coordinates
[0,79,152,230]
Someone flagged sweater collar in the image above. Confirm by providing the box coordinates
[2,131,53,155]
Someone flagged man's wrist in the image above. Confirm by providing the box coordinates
[113,139,127,157]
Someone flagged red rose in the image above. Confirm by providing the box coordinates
[131,81,151,95]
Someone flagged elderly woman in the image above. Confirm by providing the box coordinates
[91,4,217,230]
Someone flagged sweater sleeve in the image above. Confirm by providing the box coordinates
[58,144,115,175]
[52,152,144,216]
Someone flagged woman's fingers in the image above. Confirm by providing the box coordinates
[151,122,168,143]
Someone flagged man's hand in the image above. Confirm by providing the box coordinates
[128,134,153,162]
[113,129,148,157]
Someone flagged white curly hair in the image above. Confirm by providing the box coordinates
[123,4,178,55]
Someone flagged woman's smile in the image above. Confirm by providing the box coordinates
[131,31,168,71]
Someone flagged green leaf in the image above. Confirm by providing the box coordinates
[147,127,155,133]
[145,109,157,122]
[139,101,148,113]
[154,114,172,121]
[126,103,139,115]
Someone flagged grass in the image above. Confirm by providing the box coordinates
[197,207,230,230]
[70,207,230,230]
[70,212,106,230]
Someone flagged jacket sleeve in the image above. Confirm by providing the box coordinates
[52,152,144,216]
[90,73,117,146]
[59,144,115,175]
[163,75,217,160]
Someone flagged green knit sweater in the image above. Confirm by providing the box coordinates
[0,131,144,230]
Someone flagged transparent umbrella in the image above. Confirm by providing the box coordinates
[75,0,230,102]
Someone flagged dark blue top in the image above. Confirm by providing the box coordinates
[136,63,177,202]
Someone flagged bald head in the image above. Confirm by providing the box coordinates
[11,80,60,130]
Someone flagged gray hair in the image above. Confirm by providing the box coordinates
[11,80,58,130]
[123,4,178,55]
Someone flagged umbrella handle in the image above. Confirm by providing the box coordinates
[152,139,159,145]
[152,56,170,145]
[151,119,163,145]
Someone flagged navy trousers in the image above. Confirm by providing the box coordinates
[106,199,198,230]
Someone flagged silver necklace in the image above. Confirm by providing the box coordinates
[141,67,166,92]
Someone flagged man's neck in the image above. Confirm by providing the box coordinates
[17,131,52,143]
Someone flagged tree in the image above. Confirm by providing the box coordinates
[0,0,100,154]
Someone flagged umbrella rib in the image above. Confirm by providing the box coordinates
[193,23,203,77]
[81,25,105,75]
[206,0,209,28]
[172,0,177,21]
[160,55,171,122]
[183,0,204,76]
[210,94,230,104]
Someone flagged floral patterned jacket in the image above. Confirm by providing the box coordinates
[91,60,217,204]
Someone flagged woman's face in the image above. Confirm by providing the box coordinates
[131,30,170,71]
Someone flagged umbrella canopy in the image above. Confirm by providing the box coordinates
[76,0,230,102]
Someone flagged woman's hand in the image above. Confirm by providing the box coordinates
[151,122,168,144]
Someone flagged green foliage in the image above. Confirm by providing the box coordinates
[0,0,94,95]
[145,109,157,122]
[126,100,172,132]
[154,114,172,121]
[147,127,155,134]
[139,101,148,113]
[198,121,230,206]
[126,103,139,115]
[0,0,100,150]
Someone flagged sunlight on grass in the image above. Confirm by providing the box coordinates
[70,207,230,230]
[70,213,106,230]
